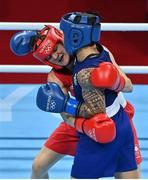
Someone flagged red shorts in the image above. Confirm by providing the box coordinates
[124,101,142,164]
[44,122,79,156]
[45,102,142,164]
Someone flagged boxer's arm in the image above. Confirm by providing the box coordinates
[47,69,105,122]
[47,70,115,143]
[47,70,76,126]
[61,112,75,127]
[47,70,69,94]
[77,63,125,93]
[60,90,105,125]
[49,69,101,118]
[103,46,133,92]
[78,88,105,118]
[76,69,106,118]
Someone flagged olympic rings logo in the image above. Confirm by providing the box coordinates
[49,100,56,110]
[46,95,56,111]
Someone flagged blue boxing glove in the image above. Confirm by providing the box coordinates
[10,30,37,56]
[36,82,80,116]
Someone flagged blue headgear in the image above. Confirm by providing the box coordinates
[60,12,101,55]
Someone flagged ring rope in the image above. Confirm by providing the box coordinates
[0,23,147,74]
[0,65,148,74]
[0,22,148,31]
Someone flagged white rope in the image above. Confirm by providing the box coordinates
[0,65,52,73]
[0,65,148,74]
[0,22,148,31]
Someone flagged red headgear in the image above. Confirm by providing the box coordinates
[32,25,64,69]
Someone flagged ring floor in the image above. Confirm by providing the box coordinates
[0,84,148,179]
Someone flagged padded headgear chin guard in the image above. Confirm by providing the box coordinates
[60,12,101,55]
[32,25,63,69]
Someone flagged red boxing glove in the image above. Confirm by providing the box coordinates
[91,62,125,92]
[74,113,116,143]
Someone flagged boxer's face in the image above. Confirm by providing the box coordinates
[46,43,70,67]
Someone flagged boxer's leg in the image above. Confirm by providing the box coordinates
[31,146,64,178]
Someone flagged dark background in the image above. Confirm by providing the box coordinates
[0,0,148,83]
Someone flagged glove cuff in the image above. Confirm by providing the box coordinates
[65,97,79,116]
[74,117,85,133]
[115,75,125,92]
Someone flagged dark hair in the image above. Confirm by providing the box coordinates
[84,11,101,21]
[63,11,101,25]
[84,11,100,17]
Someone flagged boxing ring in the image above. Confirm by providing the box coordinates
[0,23,148,179]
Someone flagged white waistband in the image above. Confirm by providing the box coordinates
[106,97,120,118]
[118,92,127,108]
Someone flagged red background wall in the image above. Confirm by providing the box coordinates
[0,0,148,84]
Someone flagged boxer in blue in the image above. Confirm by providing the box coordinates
[59,11,138,178]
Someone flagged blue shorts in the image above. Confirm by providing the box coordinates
[71,107,137,178]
